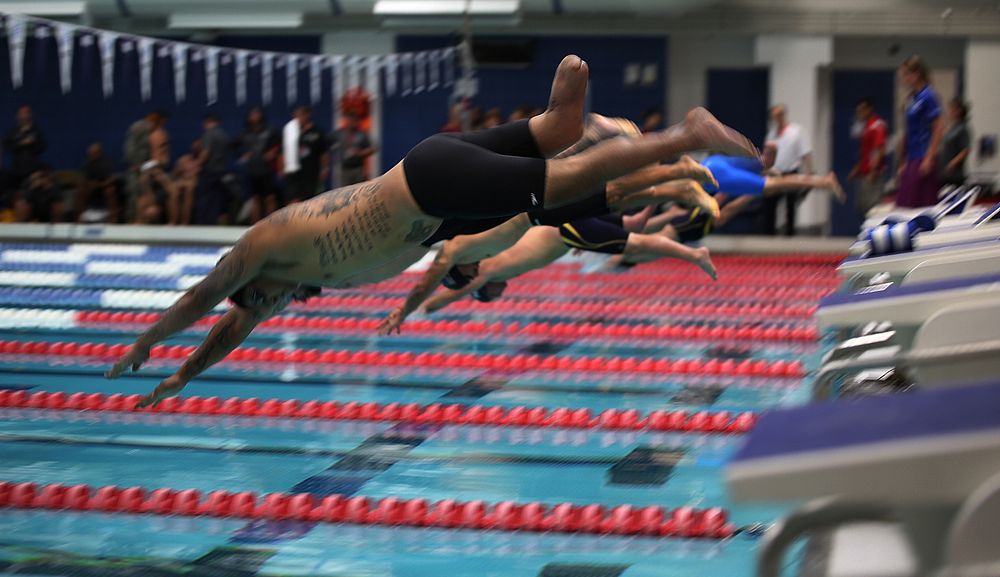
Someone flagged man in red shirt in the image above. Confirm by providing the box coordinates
[848,98,888,215]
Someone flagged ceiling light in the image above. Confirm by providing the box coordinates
[373,1,520,16]
[0,2,87,16]
[168,13,304,29]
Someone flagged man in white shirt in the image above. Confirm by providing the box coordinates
[281,112,301,199]
[762,104,813,236]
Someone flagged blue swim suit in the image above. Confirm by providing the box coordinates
[701,155,766,197]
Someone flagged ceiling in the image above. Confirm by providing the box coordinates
[3,0,999,35]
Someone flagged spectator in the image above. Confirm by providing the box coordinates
[939,98,971,187]
[337,111,376,186]
[75,142,118,223]
[896,55,943,208]
[194,113,230,225]
[134,163,168,224]
[761,104,813,236]
[641,108,665,133]
[440,103,464,133]
[848,98,888,216]
[508,105,531,123]
[235,107,279,222]
[481,108,502,129]
[169,139,201,225]
[14,165,63,223]
[285,106,330,202]
[123,110,167,222]
[4,105,46,195]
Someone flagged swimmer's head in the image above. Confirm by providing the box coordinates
[471,281,508,303]
[442,262,479,290]
[762,142,778,169]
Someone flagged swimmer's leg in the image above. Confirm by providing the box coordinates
[764,172,845,203]
[543,108,757,210]
[623,232,717,280]
[528,55,589,158]
[607,179,720,220]
[605,155,718,191]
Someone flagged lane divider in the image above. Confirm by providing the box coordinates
[0,480,736,539]
[69,310,820,343]
[0,408,744,448]
[0,339,806,377]
[0,390,758,434]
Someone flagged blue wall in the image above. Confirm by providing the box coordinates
[382,35,667,168]
[0,33,324,174]
[831,70,897,236]
[706,67,770,235]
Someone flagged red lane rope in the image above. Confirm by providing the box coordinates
[287,295,819,319]
[76,312,821,343]
[0,480,736,539]
[0,339,806,377]
[0,390,758,434]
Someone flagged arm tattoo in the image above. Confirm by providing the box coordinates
[198,242,249,298]
[185,315,238,376]
[404,220,436,243]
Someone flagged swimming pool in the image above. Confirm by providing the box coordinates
[0,242,839,577]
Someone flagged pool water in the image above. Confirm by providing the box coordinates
[0,242,839,577]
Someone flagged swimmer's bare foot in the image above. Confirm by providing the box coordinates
[533,55,589,157]
[825,172,846,203]
[683,107,760,159]
[688,246,717,281]
[622,205,656,233]
[676,155,719,189]
[682,180,721,221]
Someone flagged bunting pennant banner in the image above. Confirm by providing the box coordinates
[331,55,345,104]
[55,23,75,94]
[414,51,427,94]
[234,50,248,105]
[310,55,323,104]
[428,49,441,91]
[1,13,458,104]
[6,13,27,88]
[285,54,299,105]
[261,52,274,105]
[443,46,456,87]
[98,31,118,98]
[384,54,398,96]
[138,38,154,101]
[401,53,414,96]
[172,42,188,103]
[205,47,220,105]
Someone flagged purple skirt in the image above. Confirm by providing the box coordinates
[897,158,940,208]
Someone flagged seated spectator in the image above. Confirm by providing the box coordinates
[134,163,169,224]
[169,139,201,225]
[508,105,531,123]
[75,142,118,223]
[440,103,464,133]
[14,165,64,223]
[481,108,502,129]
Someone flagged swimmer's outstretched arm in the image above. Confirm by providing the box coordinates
[133,306,268,408]
[423,276,490,315]
[105,232,268,379]
[377,215,532,335]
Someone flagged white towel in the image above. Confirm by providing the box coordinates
[283,118,301,174]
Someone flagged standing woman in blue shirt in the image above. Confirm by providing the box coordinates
[896,55,944,207]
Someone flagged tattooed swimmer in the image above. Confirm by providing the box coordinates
[105,55,759,408]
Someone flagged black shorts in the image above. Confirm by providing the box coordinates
[403,120,548,219]
[670,207,713,243]
[558,217,630,255]
[249,173,275,198]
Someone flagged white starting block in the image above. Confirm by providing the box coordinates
[727,381,1000,577]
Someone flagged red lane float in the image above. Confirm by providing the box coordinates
[0,389,759,434]
[74,311,821,343]
[0,338,807,378]
[0,480,737,539]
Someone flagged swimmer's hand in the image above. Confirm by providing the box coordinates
[135,374,187,409]
[377,308,405,336]
[105,343,151,379]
